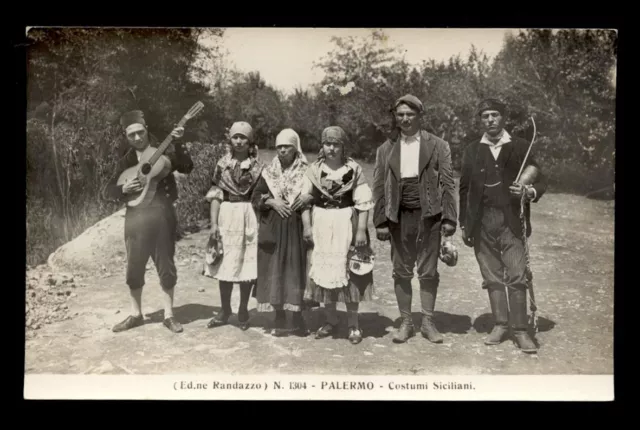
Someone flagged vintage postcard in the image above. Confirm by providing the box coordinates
[24,26,616,401]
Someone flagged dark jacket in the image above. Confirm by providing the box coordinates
[104,134,194,206]
[373,130,457,228]
[459,134,547,238]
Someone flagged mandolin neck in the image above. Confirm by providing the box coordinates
[148,115,188,166]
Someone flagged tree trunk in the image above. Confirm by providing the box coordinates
[50,73,70,241]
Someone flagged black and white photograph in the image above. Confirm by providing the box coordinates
[23,26,616,400]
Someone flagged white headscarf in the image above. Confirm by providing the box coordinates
[262,128,308,205]
[275,128,307,163]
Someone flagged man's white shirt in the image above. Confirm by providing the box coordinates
[400,131,420,178]
[480,129,511,160]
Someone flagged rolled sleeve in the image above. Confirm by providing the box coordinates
[205,186,223,203]
[353,183,374,212]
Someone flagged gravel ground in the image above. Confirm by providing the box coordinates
[24,153,614,375]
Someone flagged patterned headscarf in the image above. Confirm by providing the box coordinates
[229,121,254,140]
[211,121,263,197]
[262,128,308,205]
[318,126,349,161]
[228,121,258,158]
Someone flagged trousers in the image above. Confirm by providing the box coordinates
[124,203,178,290]
[389,207,442,282]
[473,206,527,290]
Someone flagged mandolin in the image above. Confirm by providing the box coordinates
[117,101,204,208]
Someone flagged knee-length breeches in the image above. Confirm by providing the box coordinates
[124,205,178,290]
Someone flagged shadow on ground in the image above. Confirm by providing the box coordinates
[288,309,396,339]
[146,304,222,325]
[388,312,473,334]
[472,312,557,334]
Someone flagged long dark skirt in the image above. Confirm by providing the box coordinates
[255,210,308,312]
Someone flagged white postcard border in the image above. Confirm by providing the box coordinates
[24,374,614,401]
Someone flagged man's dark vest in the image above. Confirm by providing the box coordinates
[481,145,509,208]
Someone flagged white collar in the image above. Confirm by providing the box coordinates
[481,129,511,147]
[400,131,420,142]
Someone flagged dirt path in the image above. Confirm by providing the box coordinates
[25,165,614,375]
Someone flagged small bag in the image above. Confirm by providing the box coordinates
[347,245,375,276]
[439,239,458,267]
[202,235,223,278]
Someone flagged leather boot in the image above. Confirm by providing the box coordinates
[393,317,415,343]
[509,286,538,353]
[393,279,414,343]
[420,280,443,343]
[485,286,509,345]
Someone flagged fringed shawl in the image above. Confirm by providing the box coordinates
[212,153,264,197]
[305,158,365,200]
[262,152,308,205]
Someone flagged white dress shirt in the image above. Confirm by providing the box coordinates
[480,129,511,160]
[400,131,420,178]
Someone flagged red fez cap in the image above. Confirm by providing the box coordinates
[119,110,146,129]
[476,98,506,116]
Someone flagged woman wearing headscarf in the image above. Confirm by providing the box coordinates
[204,121,264,331]
[300,126,375,345]
[251,128,313,337]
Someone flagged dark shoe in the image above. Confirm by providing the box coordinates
[292,326,310,337]
[207,311,231,328]
[163,317,183,333]
[291,313,310,337]
[348,327,363,345]
[112,315,144,333]
[272,312,286,337]
[392,319,415,343]
[513,330,538,353]
[420,314,443,343]
[237,309,250,331]
[315,323,335,339]
[484,324,509,345]
[272,328,288,337]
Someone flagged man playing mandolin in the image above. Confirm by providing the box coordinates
[105,110,194,334]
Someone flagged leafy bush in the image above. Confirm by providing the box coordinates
[174,141,227,233]
[25,27,616,266]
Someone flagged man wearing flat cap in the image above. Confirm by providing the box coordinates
[105,110,194,334]
[373,94,458,344]
[459,98,547,353]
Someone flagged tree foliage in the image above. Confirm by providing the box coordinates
[26,28,226,264]
[26,27,617,266]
